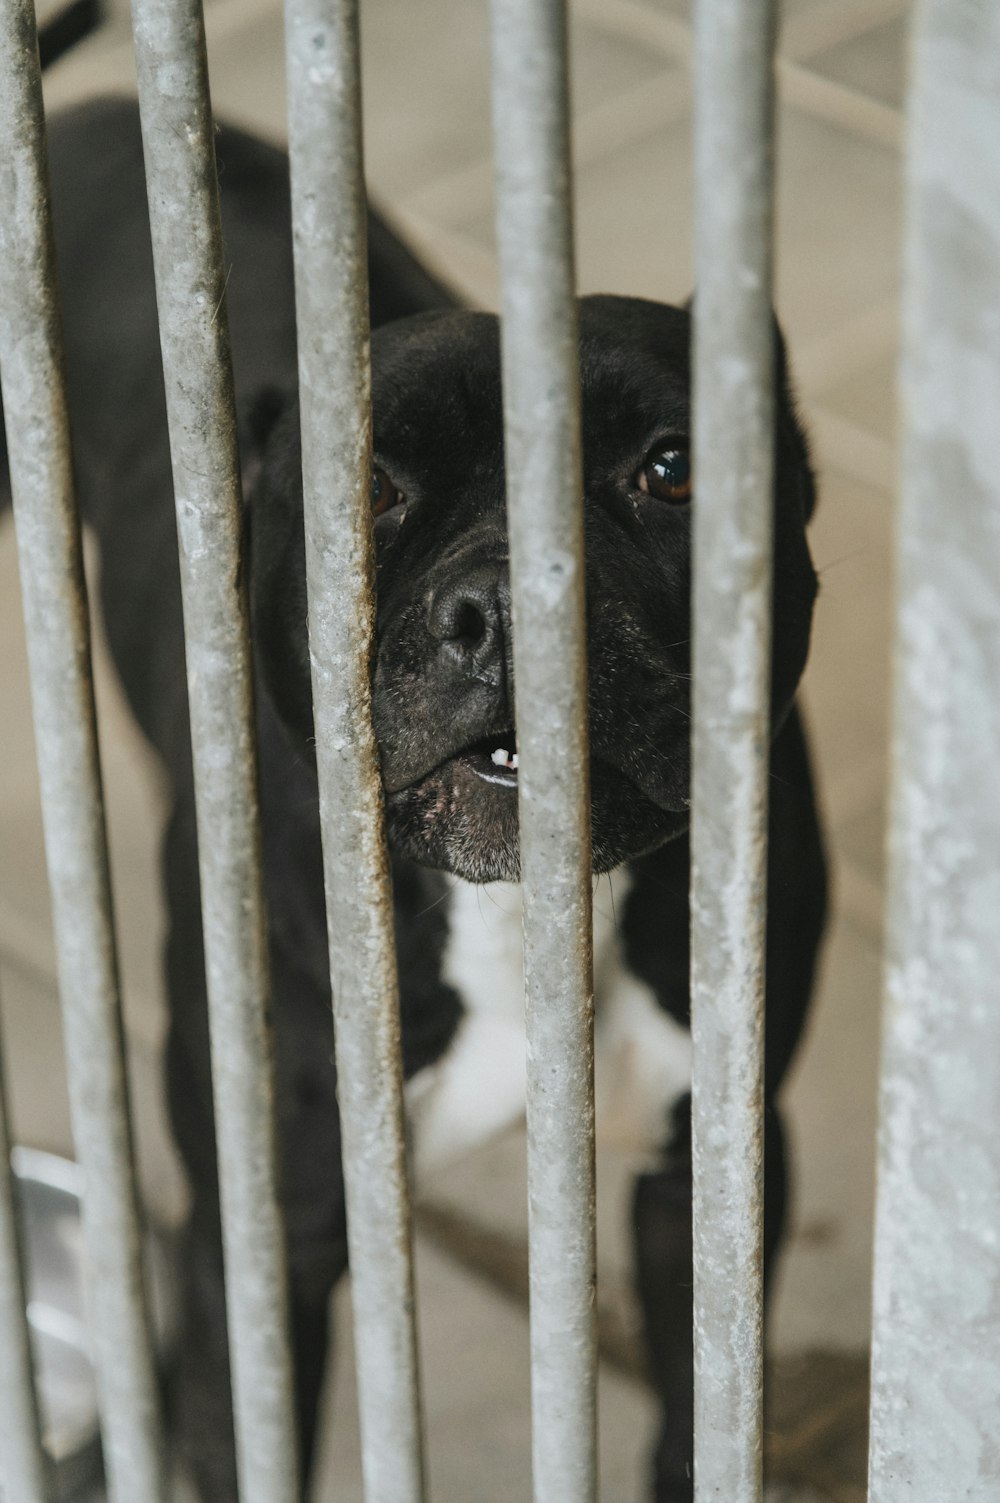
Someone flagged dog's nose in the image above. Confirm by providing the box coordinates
[427,568,512,678]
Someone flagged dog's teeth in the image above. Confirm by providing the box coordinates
[511,753,519,770]
[491,748,508,766]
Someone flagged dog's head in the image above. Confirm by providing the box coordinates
[248,294,817,882]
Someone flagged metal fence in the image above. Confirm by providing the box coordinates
[0,0,998,1500]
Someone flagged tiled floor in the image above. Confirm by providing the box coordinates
[1,1,910,1498]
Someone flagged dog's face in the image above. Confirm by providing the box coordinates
[250,294,817,883]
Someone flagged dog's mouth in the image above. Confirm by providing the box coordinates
[381,725,521,796]
[452,730,519,787]
[382,719,687,882]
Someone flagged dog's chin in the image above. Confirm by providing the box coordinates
[384,754,688,883]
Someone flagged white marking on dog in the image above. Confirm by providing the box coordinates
[407,871,691,1184]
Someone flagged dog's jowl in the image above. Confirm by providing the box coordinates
[0,97,827,1503]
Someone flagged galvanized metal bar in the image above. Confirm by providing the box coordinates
[283,4,426,1502]
[0,9,168,1501]
[488,5,597,1501]
[690,2,776,1499]
[127,3,299,1499]
[868,5,1000,1497]
[0,1024,49,1503]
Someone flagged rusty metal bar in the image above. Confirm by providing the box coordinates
[0,5,167,1496]
[283,4,427,1501]
[690,2,776,1499]
[0,1023,48,1503]
[127,1,300,1498]
[488,4,597,1501]
[868,4,1000,1497]
[0,7,168,1501]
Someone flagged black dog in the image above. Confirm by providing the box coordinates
[0,96,826,1502]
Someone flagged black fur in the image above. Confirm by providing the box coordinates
[36,0,102,70]
[0,96,827,1502]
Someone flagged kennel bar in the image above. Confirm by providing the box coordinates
[127,0,300,1498]
[0,6,169,1501]
[489,3,597,1501]
[0,1029,48,1503]
[690,1,776,1498]
[867,2,1000,1497]
[284,3,427,1501]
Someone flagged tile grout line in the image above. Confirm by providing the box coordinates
[400,8,904,241]
[44,0,906,242]
[776,58,902,152]
[400,69,691,230]
[779,0,909,65]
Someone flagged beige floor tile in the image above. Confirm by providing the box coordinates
[762,455,896,1360]
[772,908,882,1354]
[809,407,896,498]
[418,1121,652,1304]
[814,345,899,445]
[780,0,909,63]
[795,299,898,404]
[0,524,170,1046]
[316,1236,658,1503]
[593,0,887,34]
[0,525,44,810]
[203,8,288,143]
[0,962,74,1160]
[573,113,695,304]
[219,0,597,258]
[774,106,902,351]
[0,798,53,982]
[837,793,888,887]
[434,95,904,355]
[807,13,911,110]
[800,467,895,829]
[0,518,184,1228]
[0,953,184,1223]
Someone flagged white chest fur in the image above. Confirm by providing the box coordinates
[406,871,691,1183]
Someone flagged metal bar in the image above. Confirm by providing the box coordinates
[867,4,1000,1497]
[488,5,596,1501]
[127,3,300,1499]
[0,1021,49,1503]
[0,8,168,1499]
[690,2,776,1499]
[283,5,427,1501]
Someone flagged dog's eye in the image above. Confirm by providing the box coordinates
[371,465,405,517]
[637,445,692,505]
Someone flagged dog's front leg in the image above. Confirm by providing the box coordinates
[163,801,348,1500]
[275,1022,350,1486]
[161,800,243,1501]
[171,1195,240,1501]
[633,1114,695,1503]
[168,1102,349,1503]
[633,1099,788,1503]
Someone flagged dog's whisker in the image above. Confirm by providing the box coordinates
[212,262,234,327]
[413,876,460,921]
[816,545,869,577]
[606,870,620,939]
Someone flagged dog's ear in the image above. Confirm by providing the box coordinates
[240,383,293,517]
[241,389,316,749]
[683,295,817,525]
[771,318,817,525]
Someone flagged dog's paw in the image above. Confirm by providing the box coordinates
[651,1425,694,1503]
